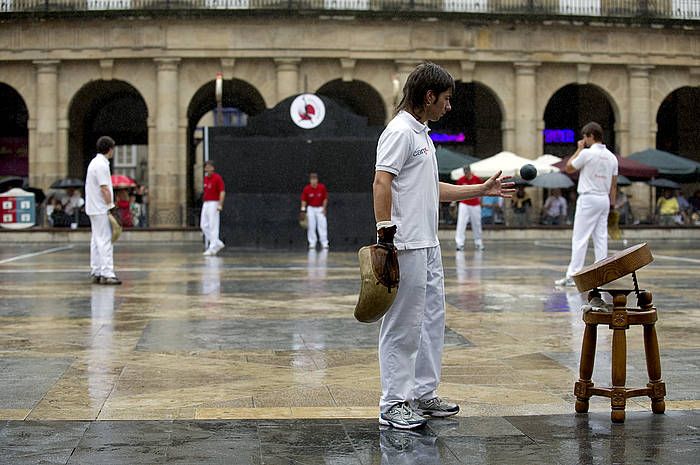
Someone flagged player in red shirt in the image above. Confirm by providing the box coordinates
[300,172,329,249]
[454,164,485,251]
[201,160,226,256]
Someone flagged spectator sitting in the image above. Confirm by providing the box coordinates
[50,200,72,227]
[614,189,632,225]
[63,187,85,216]
[656,189,679,226]
[481,196,500,225]
[676,189,691,225]
[115,189,133,228]
[511,186,532,227]
[541,189,568,225]
[689,190,700,213]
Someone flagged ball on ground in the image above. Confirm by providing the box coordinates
[520,163,537,181]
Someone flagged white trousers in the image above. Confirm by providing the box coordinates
[306,206,328,247]
[200,201,224,251]
[89,213,115,278]
[455,203,482,248]
[379,246,445,413]
[566,194,610,278]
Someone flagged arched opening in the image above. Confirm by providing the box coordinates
[543,84,616,157]
[656,86,700,163]
[428,81,503,158]
[68,80,148,180]
[0,83,29,178]
[316,79,386,127]
[186,78,266,225]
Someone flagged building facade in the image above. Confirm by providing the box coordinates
[1,1,698,225]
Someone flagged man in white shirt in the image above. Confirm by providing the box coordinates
[555,122,618,287]
[373,62,514,429]
[85,136,121,285]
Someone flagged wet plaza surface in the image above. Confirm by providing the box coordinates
[0,238,698,464]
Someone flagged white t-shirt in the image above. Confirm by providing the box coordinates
[85,153,114,215]
[572,143,618,195]
[376,111,439,250]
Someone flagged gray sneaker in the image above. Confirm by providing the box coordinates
[414,397,460,417]
[379,402,428,429]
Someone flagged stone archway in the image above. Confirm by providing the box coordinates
[656,86,700,163]
[186,78,266,225]
[0,82,29,177]
[428,81,503,158]
[67,80,148,179]
[316,79,386,127]
[543,84,616,157]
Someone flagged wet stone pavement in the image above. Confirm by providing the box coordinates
[0,239,698,464]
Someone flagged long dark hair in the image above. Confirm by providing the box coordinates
[396,62,455,114]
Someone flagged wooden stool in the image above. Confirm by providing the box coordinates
[571,243,666,423]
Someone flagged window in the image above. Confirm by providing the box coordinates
[324,0,370,10]
[205,0,250,8]
[87,0,132,10]
[558,0,601,16]
[443,0,488,13]
[672,0,700,19]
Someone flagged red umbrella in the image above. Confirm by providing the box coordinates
[554,154,658,181]
[111,174,137,189]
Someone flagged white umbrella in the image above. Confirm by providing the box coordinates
[534,154,562,166]
[450,151,559,180]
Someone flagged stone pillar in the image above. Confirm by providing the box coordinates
[274,58,301,103]
[32,60,60,190]
[627,65,655,154]
[513,62,539,159]
[151,58,182,226]
[57,118,70,177]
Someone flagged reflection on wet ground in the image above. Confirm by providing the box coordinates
[0,239,698,463]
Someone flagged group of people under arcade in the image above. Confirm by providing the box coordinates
[46,181,147,229]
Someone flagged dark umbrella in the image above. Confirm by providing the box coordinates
[0,176,25,192]
[628,148,700,179]
[617,175,632,186]
[50,178,85,189]
[436,147,479,178]
[553,154,658,181]
[529,172,575,189]
[648,178,681,189]
[23,187,46,205]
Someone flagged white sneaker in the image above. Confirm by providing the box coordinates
[203,249,214,256]
[475,244,485,251]
[554,277,576,287]
[212,242,224,254]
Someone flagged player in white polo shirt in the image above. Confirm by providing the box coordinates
[373,62,514,429]
[85,136,121,285]
[555,121,618,287]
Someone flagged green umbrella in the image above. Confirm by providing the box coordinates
[628,148,700,180]
[436,146,479,177]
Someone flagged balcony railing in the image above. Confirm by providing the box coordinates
[0,0,698,21]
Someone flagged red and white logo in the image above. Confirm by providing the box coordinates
[290,94,326,129]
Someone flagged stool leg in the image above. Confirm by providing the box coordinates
[611,327,627,423]
[644,323,666,414]
[575,323,596,413]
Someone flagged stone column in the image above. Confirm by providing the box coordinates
[513,62,539,159]
[627,65,654,154]
[274,58,301,103]
[32,60,60,190]
[151,58,182,226]
[57,118,70,177]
